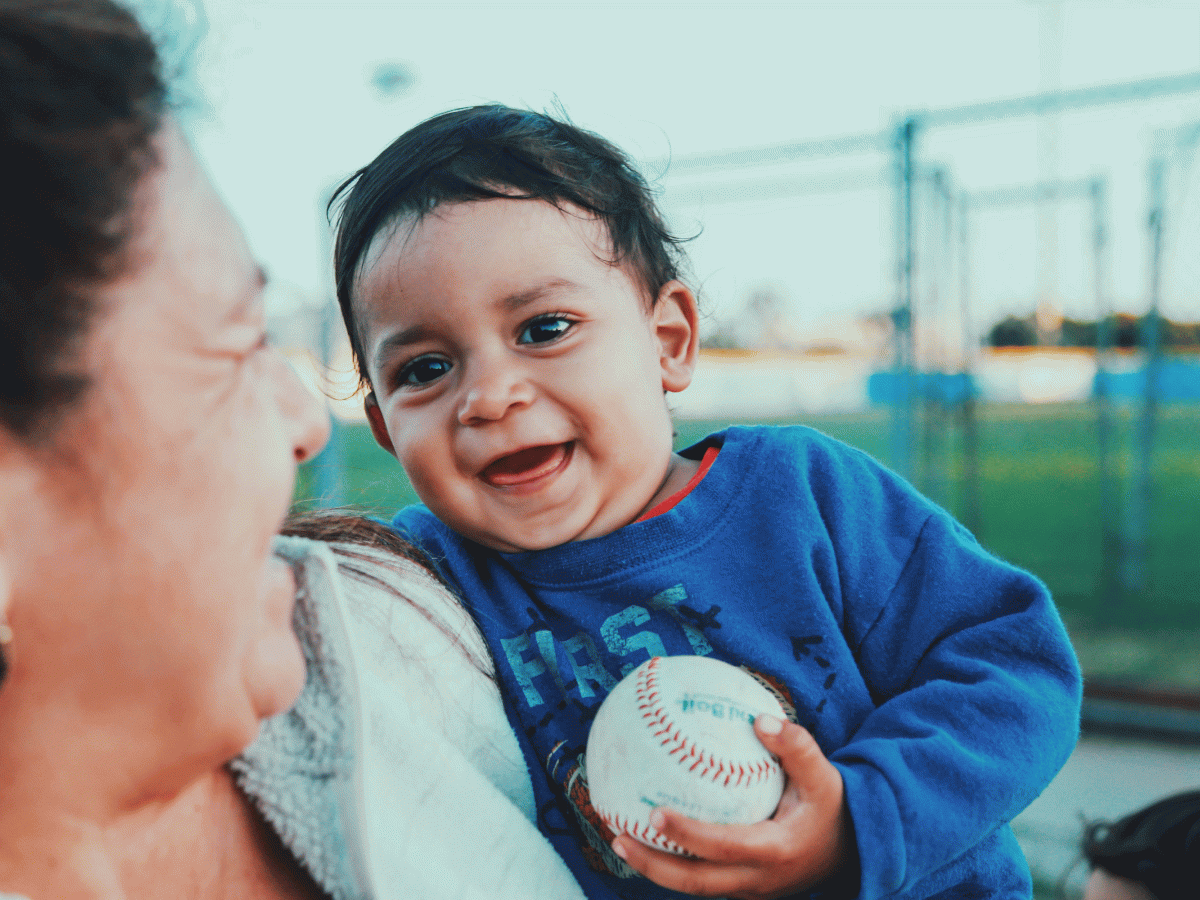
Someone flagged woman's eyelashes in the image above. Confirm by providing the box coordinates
[517,314,574,345]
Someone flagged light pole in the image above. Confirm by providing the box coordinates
[308,59,417,508]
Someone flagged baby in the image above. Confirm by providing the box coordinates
[331,104,1082,899]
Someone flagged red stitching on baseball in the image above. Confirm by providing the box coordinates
[600,809,684,855]
[632,657,782,788]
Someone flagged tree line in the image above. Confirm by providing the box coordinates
[986,312,1200,349]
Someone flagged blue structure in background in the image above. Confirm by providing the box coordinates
[867,360,1200,405]
[868,371,976,405]
[1095,359,1200,401]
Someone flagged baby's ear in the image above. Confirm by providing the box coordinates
[364,392,397,456]
[653,281,699,393]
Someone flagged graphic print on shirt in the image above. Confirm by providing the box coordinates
[489,579,845,879]
[497,584,719,713]
[788,634,839,733]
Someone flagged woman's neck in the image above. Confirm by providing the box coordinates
[0,769,325,900]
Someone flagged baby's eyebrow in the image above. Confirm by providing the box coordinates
[372,324,436,371]
[499,278,578,312]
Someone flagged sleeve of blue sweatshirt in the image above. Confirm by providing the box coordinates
[809,444,1082,899]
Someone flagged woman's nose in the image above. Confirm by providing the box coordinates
[277,355,331,463]
[294,398,331,464]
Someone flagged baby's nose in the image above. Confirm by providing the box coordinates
[456,364,535,425]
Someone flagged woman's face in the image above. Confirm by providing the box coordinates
[0,125,329,796]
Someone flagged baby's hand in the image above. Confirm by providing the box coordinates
[610,716,857,900]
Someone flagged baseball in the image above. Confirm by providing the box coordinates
[585,655,786,855]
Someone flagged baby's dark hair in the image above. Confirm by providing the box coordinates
[330,104,689,389]
[1081,790,1200,900]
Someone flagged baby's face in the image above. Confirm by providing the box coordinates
[355,198,697,552]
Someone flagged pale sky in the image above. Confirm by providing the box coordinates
[138,0,1200,348]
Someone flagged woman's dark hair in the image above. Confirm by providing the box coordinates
[330,104,690,388]
[1081,790,1200,900]
[0,0,166,442]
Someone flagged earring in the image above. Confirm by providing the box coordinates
[0,620,9,684]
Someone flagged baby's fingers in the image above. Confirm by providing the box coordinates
[611,833,769,899]
[613,717,855,899]
[643,808,786,865]
[644,716,830,864]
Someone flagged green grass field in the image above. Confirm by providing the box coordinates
[295,401,1200,689]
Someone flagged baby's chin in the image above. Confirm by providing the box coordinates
[463,527,564,554]
[461,510,642,554]
[453,515,585,553]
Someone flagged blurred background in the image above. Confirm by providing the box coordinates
[139,1,1198,895]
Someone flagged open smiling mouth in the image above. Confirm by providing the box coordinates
[479,442,574,488]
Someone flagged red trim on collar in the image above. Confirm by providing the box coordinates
[634,445,720,523]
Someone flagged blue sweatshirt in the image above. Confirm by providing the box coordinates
[395,425,1082,899]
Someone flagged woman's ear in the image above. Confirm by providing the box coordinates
[0,551,11,685]
[363,392,397,456]
[0,441,28,684]
[652,281,699,394]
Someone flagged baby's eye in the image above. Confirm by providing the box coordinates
[396,354,452,387]
[518,315,573,345]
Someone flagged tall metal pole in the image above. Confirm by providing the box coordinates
[315,304,346,508]
[1122,158,1165,596]
[957,195,982,537]
[305,63,415,509]
[921,168,953,508]
[956,176,1103,541]
[664,70,1200,178]
[312,184,346,509]
[891,117,919,480]
[1090,178,1119,605]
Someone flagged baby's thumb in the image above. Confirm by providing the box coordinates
[754,715,830,792]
